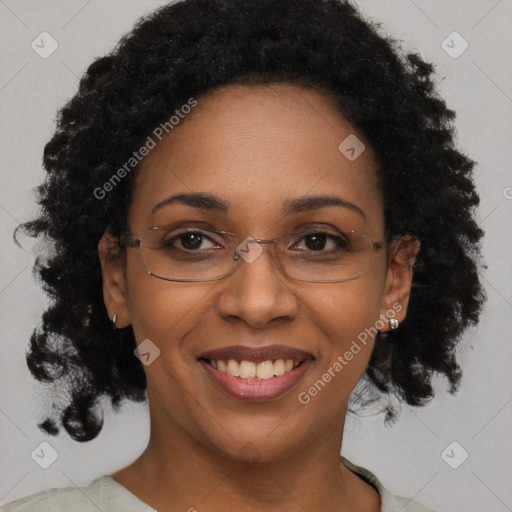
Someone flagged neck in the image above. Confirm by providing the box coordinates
[110,393,380,512]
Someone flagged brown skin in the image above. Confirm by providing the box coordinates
[98,84,420,512]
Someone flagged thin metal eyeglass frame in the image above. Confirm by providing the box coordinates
[118,228,390,283]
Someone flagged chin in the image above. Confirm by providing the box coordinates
[200,418,308,465]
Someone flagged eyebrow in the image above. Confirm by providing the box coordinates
[150,192,366,219]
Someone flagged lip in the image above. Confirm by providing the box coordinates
[198,345,315,402]
[199,344,313,363]
[199,359,314,402]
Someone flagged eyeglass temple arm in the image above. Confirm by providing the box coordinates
[118,233,140,248]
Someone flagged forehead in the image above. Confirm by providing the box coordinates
[130,83,383,233]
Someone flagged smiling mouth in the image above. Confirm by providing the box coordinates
[198,357,307,380]
[197,345,315,401]
[198,358,314,401]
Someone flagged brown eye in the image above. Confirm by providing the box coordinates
[292,232,349,253]
[303,233,327,251]
[161,230,223,252]
[177,232,204,250]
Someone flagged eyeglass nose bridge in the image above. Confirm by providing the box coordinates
[250,238,278,244]
[231,236,292,282]
[232,236,280,262]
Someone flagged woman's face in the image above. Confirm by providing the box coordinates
[101,83,416,462]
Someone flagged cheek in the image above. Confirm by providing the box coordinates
[127,273,210,349]
[125,274,216,428]
[123,249,202,366]
[305,277,385,382]
[289,281,385,433]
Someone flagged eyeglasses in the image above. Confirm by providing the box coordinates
[118,225,388,283]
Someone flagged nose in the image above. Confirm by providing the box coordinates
[216,244,299,329]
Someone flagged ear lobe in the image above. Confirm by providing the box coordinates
[379,235,421,331]
[98,230,130,328]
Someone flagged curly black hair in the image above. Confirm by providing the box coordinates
[14,0,486,441]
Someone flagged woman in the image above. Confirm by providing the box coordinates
[5,0,485,510]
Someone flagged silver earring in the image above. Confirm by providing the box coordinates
[112,315,119,329]
[389,318,399,330]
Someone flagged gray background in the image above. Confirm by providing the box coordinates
[1,1,511,510]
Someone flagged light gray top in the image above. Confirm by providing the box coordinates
[1,456,435,511]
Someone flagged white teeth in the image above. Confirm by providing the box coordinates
[239,360,256,378]
[273,359,285,376]
[210,358,302,379]
[227,359,240,377]
[256,361,274,380]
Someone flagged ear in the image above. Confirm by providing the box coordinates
[378,235,421,332]
[97,230,130,328]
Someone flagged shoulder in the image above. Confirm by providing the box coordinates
[341,456,437,512]
[1,475,155,512]
[1,488,50,512]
